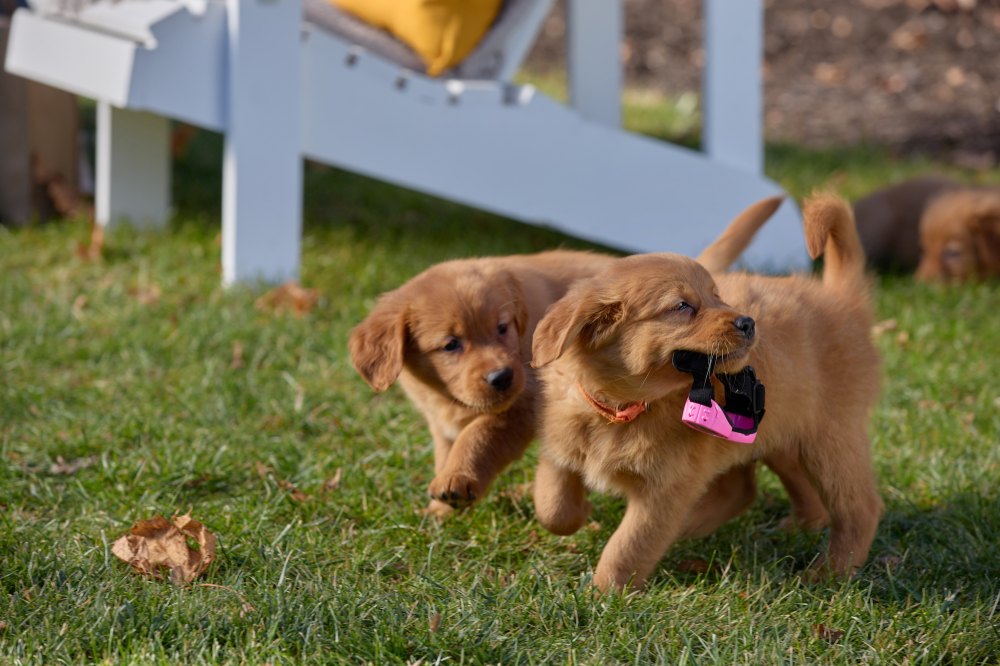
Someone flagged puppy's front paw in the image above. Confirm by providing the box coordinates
[428,472,484,508]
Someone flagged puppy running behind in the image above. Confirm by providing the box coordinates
[531,194,883,591]
[349,250,615,516]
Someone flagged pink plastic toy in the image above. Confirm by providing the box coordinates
[672,350,765,445]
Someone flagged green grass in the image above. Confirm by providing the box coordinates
[2,91,999,665]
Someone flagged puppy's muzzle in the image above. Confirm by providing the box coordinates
[733,316,756,340]
[486,367,515,392]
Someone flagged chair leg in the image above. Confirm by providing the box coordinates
[95,103,170,229]
[221,0,302,286]
[703,0,764,175]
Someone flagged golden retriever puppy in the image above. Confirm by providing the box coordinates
[531,194,883,591]
[916,188,1000,282]
[349,250,616,516]
[852,175,958,271]
[348,199,787,518]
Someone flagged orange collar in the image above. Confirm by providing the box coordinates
[577,382,648,424]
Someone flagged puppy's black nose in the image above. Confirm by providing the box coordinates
[733,316,756,339]
[486,367,514,391]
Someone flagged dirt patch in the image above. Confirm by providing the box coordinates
[525,0,1000,167]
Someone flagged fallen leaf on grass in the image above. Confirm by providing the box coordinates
[279,480,310,502]
[428,612,442,633]
[321,468,342,493]
[0,620,7,631]
[229,341,245,370]
[871,319,898,337]
[254,282,320,316]
[813,623,845,643]
[75,222,105,262]
[128,283,162,306]
[111,512,216,585]
[254,462,310,501]
[876,554,903,571]
[49,455,97,475]
[675,559,716,574]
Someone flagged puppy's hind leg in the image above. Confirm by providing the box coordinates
[533,455,592,536]
[801,428,883,578]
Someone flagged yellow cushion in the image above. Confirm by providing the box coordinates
[331,0,501,76]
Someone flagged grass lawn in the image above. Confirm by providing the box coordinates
[2,90,999,664]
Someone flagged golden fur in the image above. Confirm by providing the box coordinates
[347,199,785,518]
[349,250,616,516]
[531,195,883,591]
[916,188,1000,283]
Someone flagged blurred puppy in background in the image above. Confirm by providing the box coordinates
[852,175,957,272]
[916,188,1000,282]
[853,175,1000,281]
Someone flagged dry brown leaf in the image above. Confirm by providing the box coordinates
[0,620,7,631]
[49,455,97,475]
[814,623,845,643]
[128,284,162,306]
[428,612,442,633]
[871,319,898,337]
[111,512,216,585]
[876,554,903,571]
[229,341,245,370]
[675,559,715,574]
[75,222,105,262]
[278,479,309,502]
[254,282,320,316]
[322,468,343,493]
[71,294,88,320]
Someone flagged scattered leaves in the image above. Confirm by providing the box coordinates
[229,341,245,370]
[876,554,903,571]
[111,512,216,585]
[49,455,97,475]
[254,282,320,316]
[75,222,105,262]
[428,612,442,634]
[813,623,845,643]
[871,318,898,337]
[675,559,715,574]
[128,283,162,306]
[322,468,343,493]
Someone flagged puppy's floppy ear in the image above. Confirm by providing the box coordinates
[348,293,408,392]
[500,270,529,335]
[531,285,624,368]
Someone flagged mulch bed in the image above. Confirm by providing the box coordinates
[525,0,1000,167]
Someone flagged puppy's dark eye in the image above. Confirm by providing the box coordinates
[497,323,508,336]
[442,338,462,352]
[676,301,695,313]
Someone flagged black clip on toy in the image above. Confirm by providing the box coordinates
[671,350,766,444]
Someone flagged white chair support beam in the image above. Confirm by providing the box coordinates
[221,0,302,285]
[566,0,622,128]
[703,0,763,174]
[95,102,170,228]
